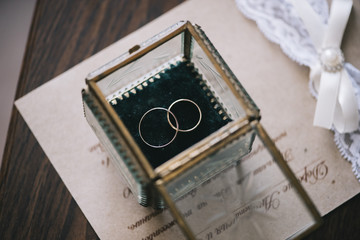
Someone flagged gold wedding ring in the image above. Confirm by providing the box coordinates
[138,107,179,148]
[167,99,202,132]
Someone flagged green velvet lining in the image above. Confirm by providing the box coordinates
[110,61,231,169]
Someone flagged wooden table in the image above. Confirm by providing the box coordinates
[1,0,359,239]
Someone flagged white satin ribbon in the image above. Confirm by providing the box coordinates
[291,0,358,133]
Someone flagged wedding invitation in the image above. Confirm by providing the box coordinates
[15,0,360,239]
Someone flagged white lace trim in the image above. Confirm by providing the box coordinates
[236,0,360,181]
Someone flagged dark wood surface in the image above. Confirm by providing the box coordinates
[0,0,359,239]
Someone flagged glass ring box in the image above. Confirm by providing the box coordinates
[82,21,321,239]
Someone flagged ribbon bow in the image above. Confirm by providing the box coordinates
[291,0,358,133]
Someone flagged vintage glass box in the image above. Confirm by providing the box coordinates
[82,21,321,239]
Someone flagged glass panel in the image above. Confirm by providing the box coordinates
[190,37,247,120]
[96,33,184,99]
[164,130,317,239]
[93,30,252,172]
[166,130,256,201]
[96,31,254,170]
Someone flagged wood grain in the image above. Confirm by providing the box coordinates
[0,0,359,239]
[0,0,184,239]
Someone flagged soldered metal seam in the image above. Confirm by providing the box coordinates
[156,119,252,183]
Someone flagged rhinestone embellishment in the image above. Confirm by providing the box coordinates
[319,47,344,72]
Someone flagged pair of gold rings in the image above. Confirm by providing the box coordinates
[138,99,202,148]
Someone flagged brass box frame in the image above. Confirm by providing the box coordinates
[82,21,321,239]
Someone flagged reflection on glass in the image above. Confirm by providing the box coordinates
[165,133,316,240]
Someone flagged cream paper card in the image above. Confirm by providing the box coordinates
[15,0,360,239]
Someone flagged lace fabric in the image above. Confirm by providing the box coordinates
[236,0,360,180]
